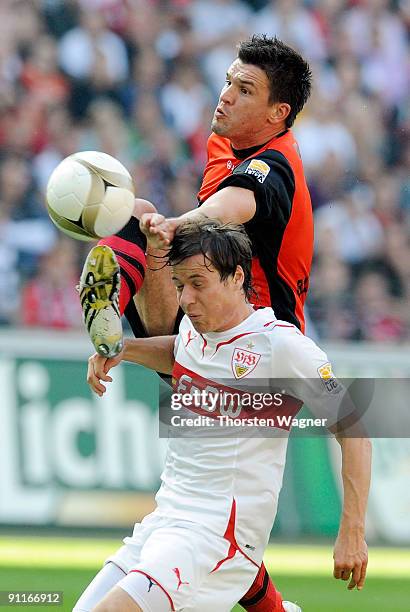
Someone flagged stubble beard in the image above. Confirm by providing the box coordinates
[211,116,229,137]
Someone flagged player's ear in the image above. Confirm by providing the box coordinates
[234,265,245,288]
[268,102,290,125]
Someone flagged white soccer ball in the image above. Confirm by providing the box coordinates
[46,151,135,241]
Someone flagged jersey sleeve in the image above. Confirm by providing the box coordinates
[269,330,352,431]
[217,149,295,222]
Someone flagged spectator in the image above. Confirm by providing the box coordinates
[252,0,327,62]
[0,0,408,340]
[32,105,80,194]
[20,238,82,329]
[352,270,407,342]
[59,6,129,83]
[189,0,251,94]
[0,154,56,324]
[309,255,355,341]
[59,6,129,116]
[314,188,384,265]
[0,211,20,325]
[293,94,357,177]
[160,61,211,139]
[78,98,133,166]
[20,35,70,113]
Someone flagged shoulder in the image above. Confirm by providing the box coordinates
[268,322,325,356]
[233,149,295,194]
[266,322,330,376]
[265,321,304,346]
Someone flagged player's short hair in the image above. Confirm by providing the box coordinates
[168,218,253,299]
[238,34,312,127]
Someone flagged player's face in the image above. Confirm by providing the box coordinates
[171,254,249,333]
[212,59,277,148]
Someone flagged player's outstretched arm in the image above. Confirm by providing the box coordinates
[140,186,256,249]
[87,335,176,396]
[333,437,372,591]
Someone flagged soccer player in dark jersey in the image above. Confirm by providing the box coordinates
[137,34,313,337]
[79,35,313,348]
[78,36,325,612]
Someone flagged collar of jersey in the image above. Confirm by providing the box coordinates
[231,129,288,160]
[200,306,275,341]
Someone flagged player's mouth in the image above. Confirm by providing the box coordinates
[187,313,204,328]
[215,107,226,118]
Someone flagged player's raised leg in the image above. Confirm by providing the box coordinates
[126,200,178,336]
[133,241,179,337]
[78,244,123,357]
[79,198,178,356]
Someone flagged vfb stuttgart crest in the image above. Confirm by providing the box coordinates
[232,347,261,379]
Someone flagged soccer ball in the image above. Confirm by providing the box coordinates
[46,151,135,241]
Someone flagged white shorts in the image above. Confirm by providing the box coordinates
[107,512,259,612]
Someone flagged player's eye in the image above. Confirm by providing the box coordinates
[241,87,249,95]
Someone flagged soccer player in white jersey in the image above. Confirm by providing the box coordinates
[77,219,371,612]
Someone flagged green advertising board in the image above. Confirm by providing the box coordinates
[1,331,410,542]
[0,347,341,535]
[0,354,164,527]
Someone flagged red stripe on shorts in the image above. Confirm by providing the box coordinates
[129,570,175,611]
[210,499,259,574]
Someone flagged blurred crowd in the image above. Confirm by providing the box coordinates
[0,0,409,342]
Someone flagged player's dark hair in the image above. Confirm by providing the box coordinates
[167,218,254,299]
[238,35,312,127]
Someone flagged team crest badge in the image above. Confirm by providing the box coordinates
[317,362,339,393]
[231,347,261,379]
[318,362,334,380]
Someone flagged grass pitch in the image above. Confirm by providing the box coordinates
[0,536,409,611]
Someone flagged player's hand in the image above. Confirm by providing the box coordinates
[140,213,177,249]
[87,351,123,396]
[333,529,368,590]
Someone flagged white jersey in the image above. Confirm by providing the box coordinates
[154,307,339,565]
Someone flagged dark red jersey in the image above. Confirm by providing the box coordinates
[197,129,313,333]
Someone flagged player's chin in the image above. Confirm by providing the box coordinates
[211,117,228,136]
[189,317,206,332]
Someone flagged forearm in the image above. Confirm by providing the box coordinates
[122,335,176,374]
[169,187,256,227]
[140,188,255,250]
[337,437,372,533]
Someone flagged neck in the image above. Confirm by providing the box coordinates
[229,124,287,150]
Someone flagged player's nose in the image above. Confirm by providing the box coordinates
[220,84,235,105]
[179,285,195,309]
